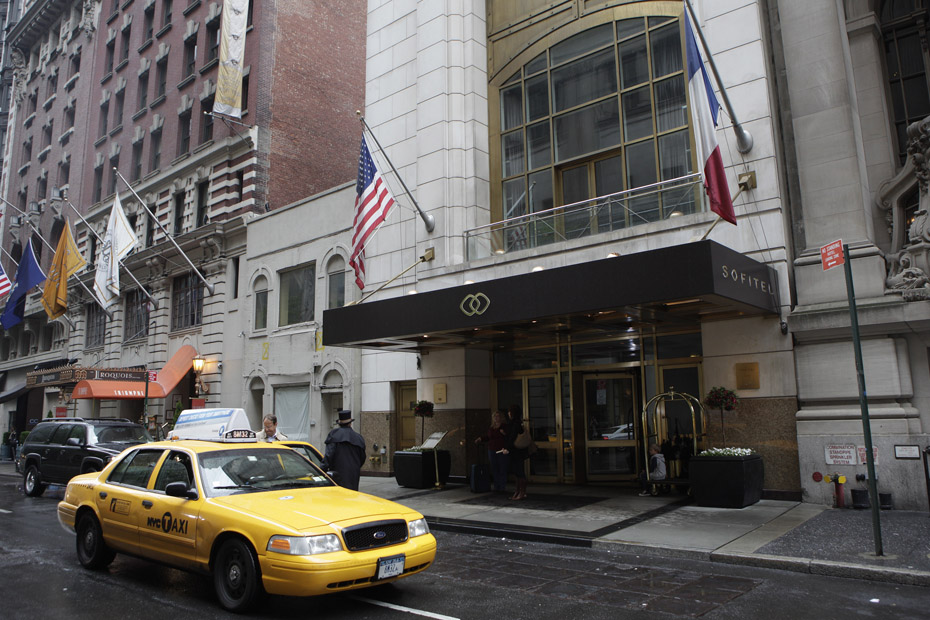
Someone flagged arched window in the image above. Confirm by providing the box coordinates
[492,11,694,245]
[327,255,346,309]
[253,274,268,330]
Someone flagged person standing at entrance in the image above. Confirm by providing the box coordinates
[256,415,288,442]
[323,410,367,491]
[475,411,509,492]
[505,406,529,500]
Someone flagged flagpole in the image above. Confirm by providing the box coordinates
[683,0,753,154]
[65,200,159,309]
[358,112,435,233]
[0,197,113,319]
[0,245,76,330]
[114,169,216,295]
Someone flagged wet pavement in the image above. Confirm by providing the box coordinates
[3,459,928,588]
[357,475,930,586]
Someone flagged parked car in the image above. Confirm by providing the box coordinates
[57,434,436,611]
[19,418,152,497]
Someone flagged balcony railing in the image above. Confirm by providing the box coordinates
[465,173,705,261]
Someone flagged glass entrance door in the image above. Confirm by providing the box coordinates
[496,376,564,481]
[584,374,638,480]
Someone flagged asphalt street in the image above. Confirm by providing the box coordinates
[1,478,928,619]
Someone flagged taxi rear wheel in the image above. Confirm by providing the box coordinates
[214,538,262,612]
[23,465,47,497]
[76,513,116,569]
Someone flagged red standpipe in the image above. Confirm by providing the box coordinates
[833,478,845,508]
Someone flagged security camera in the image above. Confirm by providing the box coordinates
[217,361,223,372]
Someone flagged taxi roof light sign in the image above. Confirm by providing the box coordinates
[169,408,256,442]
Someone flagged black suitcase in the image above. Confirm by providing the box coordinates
[470,463,491,493]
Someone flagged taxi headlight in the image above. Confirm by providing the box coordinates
[267,534,343,555]
[408,518,429,538]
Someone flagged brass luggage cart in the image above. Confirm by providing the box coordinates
[639,388,707,493]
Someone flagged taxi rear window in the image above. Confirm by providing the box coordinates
[108,449,164,488]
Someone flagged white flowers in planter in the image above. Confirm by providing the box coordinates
[698,447,756,457]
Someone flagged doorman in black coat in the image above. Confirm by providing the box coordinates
[323,410,367,490]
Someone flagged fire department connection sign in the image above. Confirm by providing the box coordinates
[825,444,879,465]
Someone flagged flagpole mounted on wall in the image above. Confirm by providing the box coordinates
[0,196,113,319]
[358,112,435,233]
[114,169,216,295]
[684,0,753,154]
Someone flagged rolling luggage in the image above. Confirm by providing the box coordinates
[470,447,491,493]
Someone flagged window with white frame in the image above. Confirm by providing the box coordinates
[279,263,314,326]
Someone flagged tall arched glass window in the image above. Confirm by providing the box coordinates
[253,275,268,331]
[493,13,694,240]
[327,255,346,309]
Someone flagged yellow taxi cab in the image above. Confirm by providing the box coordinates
[57,409,436,612]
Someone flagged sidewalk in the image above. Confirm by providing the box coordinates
[3,459,927,587]
[357,476,930,587]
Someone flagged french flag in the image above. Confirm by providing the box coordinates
[685,12,736,225]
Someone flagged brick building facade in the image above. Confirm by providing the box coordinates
[0,0,365,430]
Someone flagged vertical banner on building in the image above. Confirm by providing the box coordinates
[214,0,250,118]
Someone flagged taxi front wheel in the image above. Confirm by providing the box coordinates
[214,538,263,612]
[76,513,116,569]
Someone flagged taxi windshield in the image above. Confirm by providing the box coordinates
[198,448,334,497]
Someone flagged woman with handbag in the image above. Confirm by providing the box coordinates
[475,411,510,492]
[506,406,532,500]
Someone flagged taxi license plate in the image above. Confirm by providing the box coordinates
[376,554,405,580]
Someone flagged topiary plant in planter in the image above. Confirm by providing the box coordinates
[704,386,739,445]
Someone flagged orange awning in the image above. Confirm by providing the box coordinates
[72,380,164,400]
[72,345,198,400]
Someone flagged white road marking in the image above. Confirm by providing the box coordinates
[0,509,11,514]
[352,596,460,620]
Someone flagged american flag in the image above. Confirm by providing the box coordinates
[349,136,396,290]
[0,262,11,298]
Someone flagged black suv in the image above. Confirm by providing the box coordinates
[20,418,153,496]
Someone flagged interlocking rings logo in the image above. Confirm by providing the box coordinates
[460,293,490,316]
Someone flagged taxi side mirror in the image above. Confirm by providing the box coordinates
[165,481,198,499]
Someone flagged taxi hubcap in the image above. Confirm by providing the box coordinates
[227,563,241,586]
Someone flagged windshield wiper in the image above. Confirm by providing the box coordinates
[213,484,262,491]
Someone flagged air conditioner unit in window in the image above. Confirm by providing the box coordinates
[11,215,23,226]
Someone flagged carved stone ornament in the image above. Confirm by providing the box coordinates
[83,1,97,37]
[876,116,930,301]
[10,48,26,104]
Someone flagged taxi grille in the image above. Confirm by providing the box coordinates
[342,519,408,551]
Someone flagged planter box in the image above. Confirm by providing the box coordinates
[689,454,763,508]
[393,450,451,489]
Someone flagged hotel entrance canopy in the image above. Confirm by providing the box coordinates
[323,241,779,352]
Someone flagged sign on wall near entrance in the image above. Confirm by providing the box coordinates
[825,444,879,465]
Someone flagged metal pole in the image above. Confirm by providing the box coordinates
[683,0,753,153]
[1,198,112,319]
[143,365,150,437]
[348,249,433,305]
[842,244,883,556]
[358,113,435,233]
[66,201,159,309]
[114,169,215,295]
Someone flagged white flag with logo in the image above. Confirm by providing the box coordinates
[93,194,138,307]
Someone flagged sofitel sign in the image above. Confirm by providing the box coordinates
[460,292,491,316]
[720,265,776,296]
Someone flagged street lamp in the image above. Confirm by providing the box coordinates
[192,356,209,395]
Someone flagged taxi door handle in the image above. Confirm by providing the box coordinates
[142,500,153,509]
[98,491,107,499]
